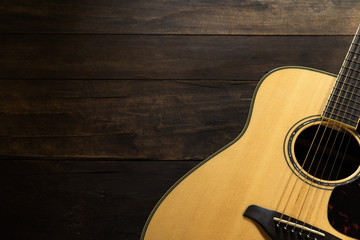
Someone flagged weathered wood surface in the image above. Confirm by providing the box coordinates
[1,0,355,239]
[0,80,255,159]
[1,0,360,35]
[0,159,199,240]
[0,35,350,80]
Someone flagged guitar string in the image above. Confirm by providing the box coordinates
[298,118,354,232]
[296,31,359,229]
[301,87,359,234]
[291,28,360,230]
[306,139,353,237]
[302,36,360,234]
[276,25,360,228]
[277,52,352,227]
[275,108,326,223]
[273,24,360,227]
[272,60,351,220]
[292,123,340,230]
[304,129,352,235]
[272,68,334,216]
[333,134,356,179]
[289,26,360,233]
[284,121,334,227]
[275,86,337,225]
[275,63,344,226]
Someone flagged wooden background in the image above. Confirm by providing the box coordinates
[1,1,360,239]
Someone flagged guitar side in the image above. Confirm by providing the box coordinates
[142,67,356,240]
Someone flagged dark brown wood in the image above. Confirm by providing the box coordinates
[0,35,350,80]
[323,34,360,127]
[1,1,357,239]
[0,79,255,160]
[0,159,199,240]
[1,0,360,35]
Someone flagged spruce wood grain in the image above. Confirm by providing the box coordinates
[142,67,355,240]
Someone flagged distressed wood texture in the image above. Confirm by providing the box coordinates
[1,0,360,35]
[0,159,199,240]
[1,0,356,239]
[0,35,350,80]
[0,80,255,159]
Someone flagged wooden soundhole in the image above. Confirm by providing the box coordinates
[285,117,360,188]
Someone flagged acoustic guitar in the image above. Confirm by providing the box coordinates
[141,26,360,240]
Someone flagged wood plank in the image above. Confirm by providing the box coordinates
[1,0,360,35]
[0,80,255,160]
[0,159,199,240]
[0,35,350,80]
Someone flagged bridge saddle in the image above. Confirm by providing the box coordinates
[243,205,341,240]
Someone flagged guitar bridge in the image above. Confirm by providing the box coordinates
[243,205,341,240]
[273,217,325,237]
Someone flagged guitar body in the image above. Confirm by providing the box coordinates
[142,67,360,240]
